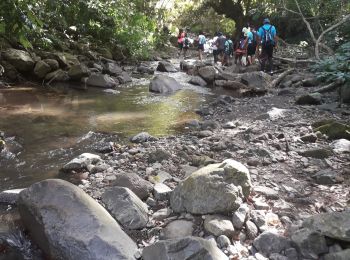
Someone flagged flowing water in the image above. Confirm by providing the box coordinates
[0,68,212,191]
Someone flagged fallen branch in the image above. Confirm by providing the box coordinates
[270,69,295,88]
[312,81,342,93]
[274,56,316,64]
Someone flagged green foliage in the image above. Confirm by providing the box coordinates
[313,42,350,84]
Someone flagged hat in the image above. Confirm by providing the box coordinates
[263,18,270,24]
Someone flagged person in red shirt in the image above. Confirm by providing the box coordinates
[177,29,186,57]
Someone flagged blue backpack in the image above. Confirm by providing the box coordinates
[262,26,274,47]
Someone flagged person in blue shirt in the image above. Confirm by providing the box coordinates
[246,26,258,66]
[257,18,277,74]
[197,32,206,61]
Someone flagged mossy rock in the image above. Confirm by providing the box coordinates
[312,119,335,129]
[314,122,350,140]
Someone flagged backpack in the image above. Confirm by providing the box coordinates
[262,26,274,47]
[225,39,233,53]
[184,37,190,47]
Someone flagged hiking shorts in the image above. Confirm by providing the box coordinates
[178,42,183,50]
[198,44,204,51]
[261,45,274,58]
[217,48,224,55]
[247,44,256,56]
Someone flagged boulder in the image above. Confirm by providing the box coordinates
[312,170,339,185]
[68,64,90,80]
[296,93,322,105]
[117,72,132,84]
[2,48,34,72]
[101,187,148,229]
[291,228,328,259]
[180,61,195,71]
[245,220,259,239]
[198,66,217,83]
[154,183,172,201]
[152,208,172,221]
[112,171,153,200]
[43,59,59,70]
[34,60,52,78]
[331,139,350,153]
[62,153,101,172]
[0,60,19,81]
[136,64,154,74]
[45,69,69,82]
[253,231,293,257]
[189,76,207,87]
[324,249,350,260]
[301,211,350,242]
[149,75,182,94]
[300,133,318,143]
[216,235,231,248]
[232,203,249,229]
[314,122,350,140]
[156,61,177,73]
[204,215,235,236]
[240,71,272,89]
[103,62,123,76]
[86,74,117,88]
[142,236,228,260]
[160,220,193,239]
[130,132,154,143]
[17,179,138,260]
[170,159,252,214]
[148,149,171,163]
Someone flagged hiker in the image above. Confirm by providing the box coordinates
[197,32,206,61]
[182,33,191,59]
[211,32,219,63]
[257,18,277,74]
[215,32,226,64]
[223,36,233,66]
[246,26,258,66]
[177,29,185,57]
[234,32,247,66]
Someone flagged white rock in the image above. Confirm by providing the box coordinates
[154,183,172,200]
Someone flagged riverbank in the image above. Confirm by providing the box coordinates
[1,50,350,259]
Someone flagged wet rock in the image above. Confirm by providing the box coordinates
[156,61,177,73]
[113,171,153,200]
[2,48,35,72]
[314,122,350,140]
[204,215,235,236]
[68,64,90,80]
[331,139,350,153]
[198,66,217,83]
[170,159,251,214]
[117,71,132,84]
[86,73,117,88]
[253,231,293,257]
[103,62,123,76]
[136,64,154,74]
[34,60,52,78]
[160,220,193,239]
[189,76,207,87]
[62,153,101,172]
[45,69,69,82]
[130,132,154,143]
[296,93,322,105]
[149,75,182,94]
[152,208,172,221]
[298,148,333,159]
[312,170,340,185]
[291,228,328,259]
[300,133,317,143]
[0,188,25,205]
[217,235,231,248]
[148,149,171,163]
[154,183,172,201]
[324,249,350,260]
[142,236,228,260]
[301,211,350,242]
[245,220,259,239]
[240,71,272,89]
[232,204,249,229]
[101,186,148,229]
[43,59,59,70]
[17,179,137,260]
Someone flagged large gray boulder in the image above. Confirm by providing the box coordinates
[45,69,69,82]
[34,60,52,78]
[86,73,117,88]
[101,187,149,230]
[170,159,252,214]
[2,48,35,72]
[68,64,90,80]
[198,66,217,83]
[240,71,272,89]
[142,236,228,260]
[253,231,293,257]
[301,211,350,242]
[62,153,101,172]
[296,93,322,105]
[156,61,177,73]
[113,171,153,200]
[189,76,207,87]
[149,75,182,94]
[17,179,138,260]
[103,62,123,76]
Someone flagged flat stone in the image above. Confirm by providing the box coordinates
[254,186,279,200]
[298,148,333,159]
[204,215,235,236]
[160,220,193,239]
[152,208,172,221]
[253,231,292,257]
[0,188,25,205]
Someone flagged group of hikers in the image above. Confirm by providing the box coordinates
[177,18,277,75]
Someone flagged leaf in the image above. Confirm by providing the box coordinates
[18,33,33,49]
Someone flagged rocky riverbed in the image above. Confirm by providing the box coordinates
[1,47,350,259]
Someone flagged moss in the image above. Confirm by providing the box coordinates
[314,122,350,140]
